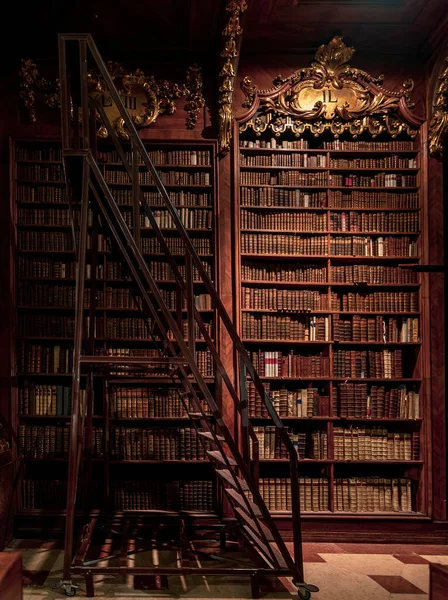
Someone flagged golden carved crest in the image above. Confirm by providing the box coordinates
[19,59,204,136]
[239,37,423,138]
[428,56,448,158]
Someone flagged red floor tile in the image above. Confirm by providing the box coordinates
[393,553,431,564]
[368,575,426,594]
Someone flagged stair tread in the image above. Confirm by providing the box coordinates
[216,469,249,491]
[224,489,262,517]
[234,507,274,541]
[241,524,287,568]
[207,450,237,466]
[198,431,225,442]
[188,412,213,419]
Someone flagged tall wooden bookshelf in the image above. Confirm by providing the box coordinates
[11,137,219,518]
[232,40,430,524]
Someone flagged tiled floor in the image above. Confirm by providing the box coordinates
[5,539,448,599]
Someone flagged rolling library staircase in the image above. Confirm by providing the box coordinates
[57,34,317,599]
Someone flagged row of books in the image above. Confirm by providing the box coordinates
[242,314,330,341]
[323,141,414,151]
[240,139,310,149]
[18,342,214,376]
[105,259,212,281]
[21,479,214,511]
[141,236,212,255]
[18,208,72,226]
[18,231,74,252]
[242,288,327,311]
[240,153,327,167]
[17,282,98,308]
[241,171,328,186]
[330,236,418,257]
[334,384,420,420]
[16,147,62,161]
[241,263,418,285]
[105,316,212,340]
[331,264,418,284]
[333,349,404,379]
[253,427,328,460]
[335,477,413,513]
[110,387,205,418]
[112,480,214,511]
[252,427,307,459]
[18,315,95,338]
[19,343,74,374]
[241,262,327,283]
[329,211,420,233]
[329,173,417,188]
[111,189,212,207]
[248,383,330,418]
[17,185,66,204]
[249,350,330,378]
[95,347,213,378]
[332,315,419,343]
[17,165,63,182]
[333,427,420,461]
[260,477,329,512]
[19,383,72,416]
[329,157,417,169]
[110,427,210,461]
[241,210,327,231]
[331,291,418,312]
[328,190,419,209]
[143,208,213,230]
[241,234,328,255]
[104,169,211,186]
[18,425,103,458]
[98,149,211,166]
[240,188,326,208]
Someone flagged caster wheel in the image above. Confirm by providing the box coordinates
[298,589,311,600]
[65,585,77,597]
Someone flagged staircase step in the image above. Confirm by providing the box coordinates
[224,489,262,517]
[241,524,284,568]
[234,507,274,541]
[207,450,237,466]
[198,431,225,442]
[216,470,249,491]
[188,412,213,419]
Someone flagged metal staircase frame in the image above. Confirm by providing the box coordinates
[57,33,317,599]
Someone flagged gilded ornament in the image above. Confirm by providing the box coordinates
[19,59,204,135]
[239,37,423,139]
[429,57,448,158]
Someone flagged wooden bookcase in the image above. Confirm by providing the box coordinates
[10,137,219,518]
[232,123,430,521]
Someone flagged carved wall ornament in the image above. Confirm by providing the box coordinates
[218,0,248,154]
[239,37,423,139]
[428,56,448,158]
[19,59,205,136]
[19,59,60,124]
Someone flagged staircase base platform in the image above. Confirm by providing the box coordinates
[61,513,299,598]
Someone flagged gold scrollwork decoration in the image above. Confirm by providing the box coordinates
[19,59,60,123]
[429,56,448,158]
[19,59,205,136]
[218,0,248,154]
[239,37,423,139]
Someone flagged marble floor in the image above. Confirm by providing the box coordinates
[5,539,448,599]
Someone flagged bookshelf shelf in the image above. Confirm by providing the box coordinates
[236,113,426,522]
[12,138,219,517]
